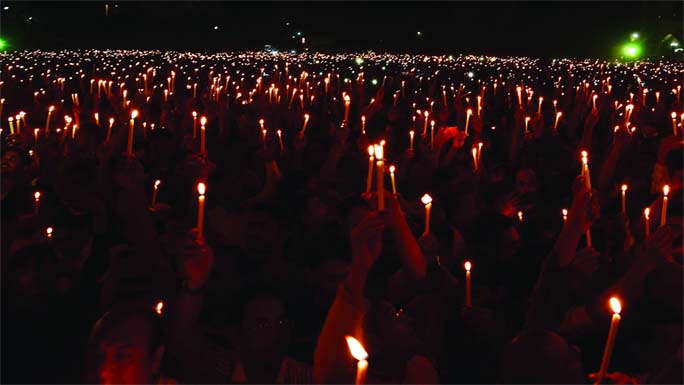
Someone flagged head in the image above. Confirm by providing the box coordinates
[514,168,539,202]
[497,329,584,384]
[239,291,290,365]
[85,305,165,385]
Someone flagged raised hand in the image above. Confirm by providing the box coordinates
[179,230,215,291]
[350,210,386,270]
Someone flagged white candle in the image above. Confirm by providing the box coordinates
[465,109,472,135]
[423,111,429,136]
[8,117,15,135]
[621,184,627,216]
[365,146,374,193]
[197,182,206,241]
[192,111,198,138]
[128,110,138,156]
[301,114,310,137]
[345,336,368,385]
[277,129,284,151]
[106,117,114,143]
[472,147,478,171]
[595,297,622,385]
[430,120,435,149]
[409,130,415,150]
[421,194,432,235]
[671,112,677,136]
[516,86,522,107]
[361,115,366,135]
[562,209,568,225]
[660,185,669,227]
[581,151,592,190]
[375,144,384,211]
[200,116,207,155]
[344,95,351,122]
[524,116,531,134]
[389,165,397,195]
[554,112,562,129]
[464,261,472,307]
[152,180,160,207]
[537,96,543,115]
[644,208,650,239]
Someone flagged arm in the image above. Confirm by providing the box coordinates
[387,195,427,280]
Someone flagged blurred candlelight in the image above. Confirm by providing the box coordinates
[595,297,622,385]
[197,183,206,241]
[389,165,397,195]
[621,184,627,216]
[345,336,368,385]
[660,185,669,227]
[421,194,433,235]
[644,208,650,238]
[375,144,384,210]
[464,261,472,307]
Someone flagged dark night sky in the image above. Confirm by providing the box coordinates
[1,1,682,59]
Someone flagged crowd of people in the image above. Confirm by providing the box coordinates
[1,50,682,384]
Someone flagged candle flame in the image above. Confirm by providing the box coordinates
[304,113,310,121]
[34,191,41,200]
[374,144,383,160]
[562,208,568,216]
[259,118,265,126]
[197,182,206,195]
[421,193,432,205]
[192,111,197,117]
[46,227,53,236]
[109,117,115,125]
[389,165,395,173]
[155,301,164,315]
[361,115,366,122]
[621,184,628,192]
[672,112,677,119]
[464,261,472,271]
[131,110,138,119]
[200,116,207,126]
[644,207,650,219]
[154,179,161,187]
[663,185,669,196]
[345,336,368,361]
[609,297,621,314]
[467,108,473,116]
[49,105,55,112]
[368,145,374,157]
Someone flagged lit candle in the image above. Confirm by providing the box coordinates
[537,96,543,115]
[46,226,53,240]
[581,151,592,190]
[625,104,633,123]
[562,208,568,224]
[127,110,138,156]
[8,117,15,135]
[423,111,429,136]
[366,145,375,193]
[524,116,531,134]
[472,147,478,171]
[94,112,100,127]
[45,106,55,135]
[671,112,677,136]
[106,117,114,143]
[196,183,206,241]
[644,208,650,239]
[430,120,435,149]
[344,95,351,122]
[593,94,598,110]
[552,99,558,114]
[655,91,660,103]
[465,108,472,135]
[477,142,483,161]
[192,111,198,138]
[155,301,164,315]
[151,180,161,207]
[200,116,207,155]
[19,111,27,130]
[595,297,622,385]
[193,83,197,99]
[345,336,368,385]
[641,88,648,107]
[421,193,432,235]
[476,96,482,117]
[621,184,627,216]
[660,185,669,227]
[301,114,310,137]
[464,261,472,307]
[34,191,41,215]
[409,130,415,151]
[518,211,523,222]
[277,129,284,151]
[361,115,366,135]
[389,165,397,196]
[554,111,562,129]
[375,144,384,211]
[516,86,522,107]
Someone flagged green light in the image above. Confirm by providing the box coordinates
[621,42,642,59]
[416,31,422,37]
[630,32,639,40]
[355,57,364,65]
[0,38,6,50]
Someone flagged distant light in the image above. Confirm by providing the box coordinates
[213,26,219,30]
[0,38,6,50]
[467,72,474,78]
[416,31,422,37]
[371,79,378,85]
[297,32,302,36]
[3,6,8,10]
[355,57,364,65]
[27,16,32,21]
[631,32,639,40]
[670,41,680,47]
[448,55,453,60]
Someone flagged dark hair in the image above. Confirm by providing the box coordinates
[89,303,164,351]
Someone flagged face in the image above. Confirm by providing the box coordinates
[241,296,290,363]
[1,150,22,175]
[91,320,162,385]
[514,169,539,197]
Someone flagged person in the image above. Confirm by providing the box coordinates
[83,304,174,384]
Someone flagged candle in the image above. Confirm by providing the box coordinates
[94,112,100,127]
[46,227,53,240]
[423,111,429,136]
[193,83,197,99]
[155,301,164,315]
[344,95,351,122]
[8,117,15,135]
[641,89,648,107]
[562,208,568,224]
[671,112,677,136]
[200,116,207,155]
[301,114,310,137]
[476,96,482,117]
[389,165,397,196]
[477,142,483,161]
[361,116,366,135]
[366,145,375,193]
[196,182,206,241]
[72,124,78,140]
[465,108,472,135]
[593,94,598,110]
[660,185,669,227]
[34,191,41,215]
[375,144,384,211]
[537,96,543,115]
[595,297,622,385]
[106,117,114,143]
[518,211,523,222]
[524,116,531,134]
[19,112,27,130]
[127,110,138,156]
[655,91,660,103]
[409,130,415,151]
[472,147,478,171]
[430,120,435,149]
[192,111,198,138]
[152,180,160,207]
[516,86,522,107]
[421,193,432,235]
[464,261,472,307]
[345,336,368,385]
[621,184,627,216]
[277,129,284,151]
[554,112,562,129]
[552,99,558,114]
[644,208,651,238]
[625,104,633,123]
[581,151,591,190]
